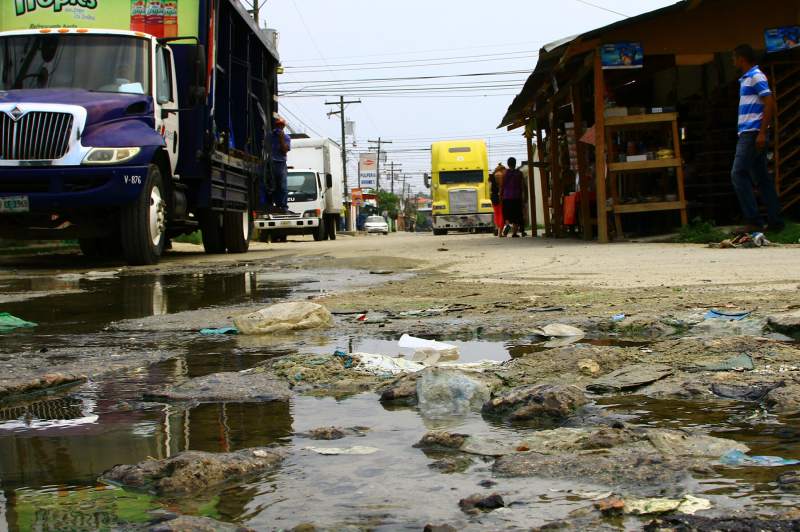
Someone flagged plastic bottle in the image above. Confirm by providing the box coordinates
[130,0,146,33]
[145,0,164,38]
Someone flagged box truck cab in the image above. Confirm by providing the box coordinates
[256,138,343,242]
[426,140,494,235]
[0,1,280,265]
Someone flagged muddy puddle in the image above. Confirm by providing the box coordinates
[1,269,800,530]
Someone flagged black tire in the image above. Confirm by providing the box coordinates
[120,164,166,266]
[313,216,326,241]
[326,214,337,241]
[223,210,252,254]
[201,211,225,254]
[79,236,121,259]
[433,228,448,236]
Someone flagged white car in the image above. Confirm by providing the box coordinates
[364,215,389,235]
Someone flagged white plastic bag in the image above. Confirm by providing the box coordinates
[234,302,333,335]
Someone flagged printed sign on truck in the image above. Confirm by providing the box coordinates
[1,0,198,38]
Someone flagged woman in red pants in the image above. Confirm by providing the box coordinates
[490,164,506,236]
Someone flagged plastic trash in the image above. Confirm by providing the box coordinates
[612,314,626,322]
[305,446,379,456]
[352,353,425,376]
[625,495,711,516]
[233,302,332,335]
[416,368,490,419]
[200,327,239,336]
[534,324,585,338]
[0,312,37,333]
[705,309,752,321]
[720,450,800,467]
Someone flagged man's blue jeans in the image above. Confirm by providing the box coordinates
[731,132,783,227]
[272,160,288,211]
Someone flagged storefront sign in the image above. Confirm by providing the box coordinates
[601,42,643,70]
[351,188,364,207]
[0,0,199,38]
[765,26,800,53]
[359,152,377,189]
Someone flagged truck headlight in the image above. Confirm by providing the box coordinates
[82,147,141,165]
[303,209,321,218]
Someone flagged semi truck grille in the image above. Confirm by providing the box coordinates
[449,189,478,214]
[0,111,74,161]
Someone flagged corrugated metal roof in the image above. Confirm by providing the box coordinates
[498,0,693,128]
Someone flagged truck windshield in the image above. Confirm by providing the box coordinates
[0,34,149,94]
[287,172,318,202]
[438,170,484,185]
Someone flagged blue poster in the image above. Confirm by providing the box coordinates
[601,42,643,70]
[765,26,800,53]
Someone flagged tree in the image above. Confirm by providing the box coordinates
[377,190,400,219]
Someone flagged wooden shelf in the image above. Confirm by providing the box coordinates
[605,112,678,127]
[608,158,681,172]
[612,200,686,214]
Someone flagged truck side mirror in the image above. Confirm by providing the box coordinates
[325,173,333,189]
[187,44,207,107]
[423,173,431,189]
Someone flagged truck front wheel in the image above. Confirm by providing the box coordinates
[313,217,326,241]
[120,164,166,266]
[326,214,337,241]
[224,210,252,253]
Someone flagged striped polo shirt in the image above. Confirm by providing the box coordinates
[738,65,772,135]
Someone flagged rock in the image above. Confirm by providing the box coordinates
[768,310,800,335]
[291,525,318,532]
[644,515,800,532]
[458,493,505,513]
[482,384,588,423]
[269,354,383,395]
[378,373,419,404]
[578,359,601,377]
[587,364,673,394]
[233,302,333,335]
[146,370,291,403]
[414,431,468,451]
[765,384,800,414]
[690,317,767,338]
[429,455,474,474]
[148,516,254,532]
[535,324,585,338]
[711,381,785,402]
[594,496,625,516]
[101,448,283,496]
[646,430,748,457]
[478,480,498,488]
[416,368,491,419]
[778,471,800,492]
[424,525,458,532]
[301,426,368,440]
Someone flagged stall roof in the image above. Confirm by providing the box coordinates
[499,0,696,129]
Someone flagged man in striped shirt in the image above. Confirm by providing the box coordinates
[731,44,784,232]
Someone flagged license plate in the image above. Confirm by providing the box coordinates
[0,195,29,213]
[279,220,292,227]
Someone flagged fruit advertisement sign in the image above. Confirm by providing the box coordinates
[1,0,199,38]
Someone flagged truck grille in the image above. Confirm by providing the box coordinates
[449,189,478,214]
[0,111,74,161]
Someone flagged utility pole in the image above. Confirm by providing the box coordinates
[384,162,402,194]
[326,96,361,202]
[368,138,392,191]
[248,0,266,26]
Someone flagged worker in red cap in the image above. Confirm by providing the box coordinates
[271,116,291,213]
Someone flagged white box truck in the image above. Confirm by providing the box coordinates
[255,138,344,242]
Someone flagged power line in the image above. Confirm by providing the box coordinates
[572,0,629,18]
[285,53,540,74]
[285,50,542,70]
[279,69,532,85]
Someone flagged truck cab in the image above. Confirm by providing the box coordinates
[0,0,280,265]
[427,140,494,235]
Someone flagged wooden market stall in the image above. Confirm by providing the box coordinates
[500,0,800,242]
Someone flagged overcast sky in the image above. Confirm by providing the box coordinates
[260,0,676,194]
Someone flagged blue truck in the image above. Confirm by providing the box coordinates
[0,1,280,264]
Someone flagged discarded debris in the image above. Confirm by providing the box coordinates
[624,495,712,516]
[587,364,673,394]
[417,367,491,419]
[0,312,37,333]
[305,446,379,456]
[527,306,566,313]
[705,309,752,321]
[233,302,333,335]
[534,323,585,338]
[399,334,460,363]
[458,493,505,513]
[612,313,627,322]
[199,327,239,336]
[720,450,800,467]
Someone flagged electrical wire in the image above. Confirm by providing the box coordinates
[285,54,540,74]
[572,0,629,18]
[284,50,541,70]
[279,69,532,85]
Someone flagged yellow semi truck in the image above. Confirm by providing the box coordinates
[426,140,494,235]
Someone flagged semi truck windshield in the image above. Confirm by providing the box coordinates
[438,170,484,185]
[0,34,150,94]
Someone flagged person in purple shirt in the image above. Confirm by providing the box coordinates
[502,157,525,238]
[271,117,291,213]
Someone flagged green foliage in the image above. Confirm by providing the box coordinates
[765,221,800,244]
[676,218,727,244]
[377,191,400,219]
[174,231,203,245]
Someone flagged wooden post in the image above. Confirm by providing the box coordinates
[535,124,552,236]
[671,118,689,226]
[571,83,592,240]
[525,125,538,236]
[549,110,563,237]
[593,50,609,243]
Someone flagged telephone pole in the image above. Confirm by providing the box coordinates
[384,162,402,194]
[248,0,267,25]
[368,138,392,191]
[326,96,361,203]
